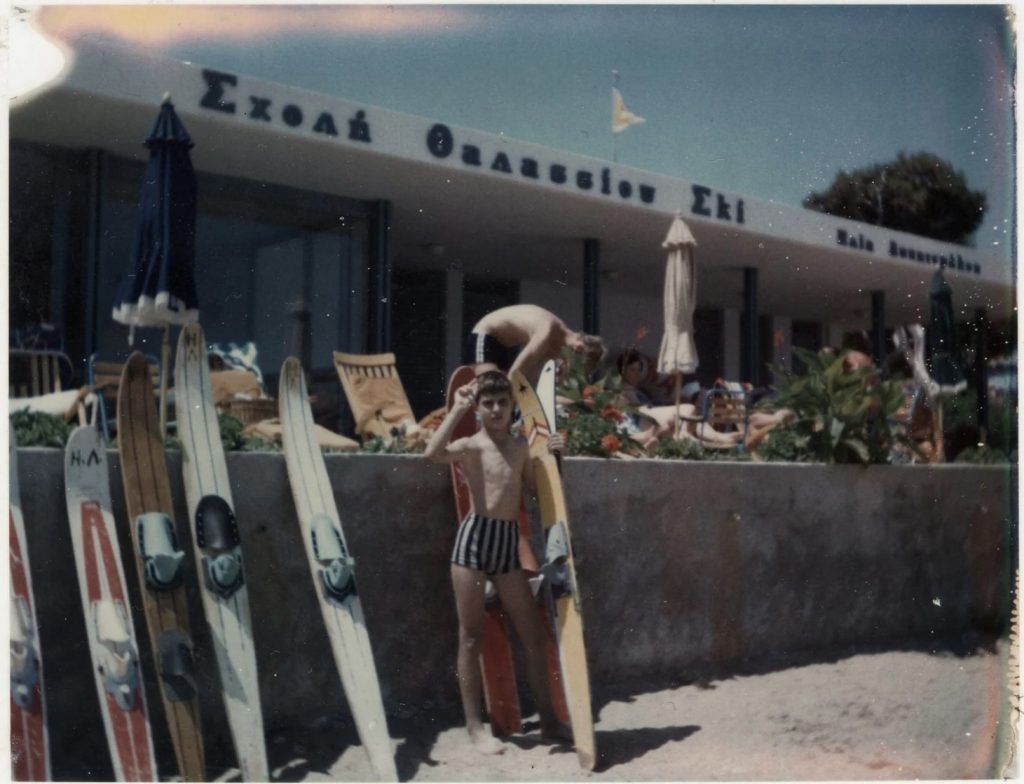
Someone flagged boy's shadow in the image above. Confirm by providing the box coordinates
[511,720,701,772]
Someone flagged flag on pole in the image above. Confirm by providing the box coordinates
[612,87,645,133]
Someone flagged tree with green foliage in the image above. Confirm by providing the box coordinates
[803,152,986,245]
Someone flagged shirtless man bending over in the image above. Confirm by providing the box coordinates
[467,304,606,386]
[425,371,571,754]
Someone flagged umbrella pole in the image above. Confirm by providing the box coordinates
[933,397,945,463]
[672,372,681,439]
[159,325,170,438]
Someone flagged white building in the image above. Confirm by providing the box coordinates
[10,38,1014,419]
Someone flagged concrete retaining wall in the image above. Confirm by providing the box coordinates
[15,449,1015,777]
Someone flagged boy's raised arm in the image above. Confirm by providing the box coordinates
[424,381,475,463]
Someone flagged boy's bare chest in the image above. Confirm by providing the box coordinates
[469,439,522,484]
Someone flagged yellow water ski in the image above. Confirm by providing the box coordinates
[511,368,597,770]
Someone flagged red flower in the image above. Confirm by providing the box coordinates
[600,405,624,423]
[601,434,622,454]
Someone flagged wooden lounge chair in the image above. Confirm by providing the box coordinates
[332,351,418,442]
[9,349,73,398]
[8,348,98,425]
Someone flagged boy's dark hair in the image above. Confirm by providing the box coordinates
[474,370,513,403]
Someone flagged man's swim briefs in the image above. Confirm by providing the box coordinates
[465,332,518,371]
[451,512,521,575]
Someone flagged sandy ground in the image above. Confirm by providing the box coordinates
[237,633,1015,782]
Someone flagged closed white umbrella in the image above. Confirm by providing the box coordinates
[657,213,699,435]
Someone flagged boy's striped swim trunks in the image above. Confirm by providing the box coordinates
[451,512,521,576]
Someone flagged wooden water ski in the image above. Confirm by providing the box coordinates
[512,367,597,770]
[117,351,205,782]
[278,356,397,782]
[64,426,157,782]
[174,324,268,781]
[526,362,572,724]
[10,432,51,782]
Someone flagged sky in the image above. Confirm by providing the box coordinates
[34,4,1017,267]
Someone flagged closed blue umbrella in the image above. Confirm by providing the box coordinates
[926,266,967,461]
[112,95,199,433]
[927,267,966,396]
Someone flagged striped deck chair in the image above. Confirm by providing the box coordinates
[333,352,417,442]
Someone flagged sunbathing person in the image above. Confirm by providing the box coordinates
[615,351,661,449]
[638,391,745,448]
[614,354,743,449]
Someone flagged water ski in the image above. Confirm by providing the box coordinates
[10,432,51,782]
[65,425,157,781]
[117,352,205,781]
[174,324,269,781]
[278,356,398,782]
[511,366,597,770]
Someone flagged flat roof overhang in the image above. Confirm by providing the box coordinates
[11,38,1015,327]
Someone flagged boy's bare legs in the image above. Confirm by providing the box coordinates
[451,563,505,753]
[494,570,573,741]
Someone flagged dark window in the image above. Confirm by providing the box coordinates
[791,320,822,374]
[462,278,519,338]
[692,309,723,386]
[392,269,447,417]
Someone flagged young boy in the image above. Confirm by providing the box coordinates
[425,371,570,753]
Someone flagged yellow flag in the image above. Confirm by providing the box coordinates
[612,87,645,133]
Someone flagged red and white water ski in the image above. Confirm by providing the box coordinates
[65,425,157,781]
[10,432,51,782]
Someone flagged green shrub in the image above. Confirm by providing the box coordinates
[10,410,74,447]
[766,347,906,464]
[237,437,279,452]
[214,413,281,451]
[754,425,813,463]
[360,436,423,455]
[218,413,248,451]
[954,444,1011,464]
[555,350,638,457]
[943,388,1017,458]
[652,438,750,461]
[562,411,622,457]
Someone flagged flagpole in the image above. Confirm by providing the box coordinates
[611,70,619,163]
